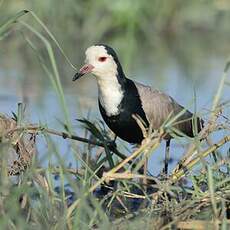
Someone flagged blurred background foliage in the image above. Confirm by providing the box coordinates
[2,0,230,75]
[0,0,230,124]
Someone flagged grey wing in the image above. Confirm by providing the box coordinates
[134,81,198,137]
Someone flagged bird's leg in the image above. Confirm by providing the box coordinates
[139,139,148,189]
[163,139,171,176]
[143,157,148,188]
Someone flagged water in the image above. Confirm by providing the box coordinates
[0,44,229,175]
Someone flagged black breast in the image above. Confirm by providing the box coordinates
[99,79,149,144]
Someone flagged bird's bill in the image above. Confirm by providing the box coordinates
[73,64,94,81]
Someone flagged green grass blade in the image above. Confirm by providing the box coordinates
[0,10,29,36]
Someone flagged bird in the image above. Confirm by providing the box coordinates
[72,44,203,175]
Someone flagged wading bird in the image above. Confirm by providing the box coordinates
[73,44,203,174]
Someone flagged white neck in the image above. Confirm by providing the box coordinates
[96,76,124,116]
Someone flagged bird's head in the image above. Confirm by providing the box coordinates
[73,44,124,81]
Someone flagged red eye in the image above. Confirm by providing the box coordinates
[98,56,107,62]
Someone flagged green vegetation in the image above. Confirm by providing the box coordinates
[0,1,230,229]
[2,0,230,78]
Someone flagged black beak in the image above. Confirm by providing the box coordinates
[72,64,94,82]
[72,72,84,81]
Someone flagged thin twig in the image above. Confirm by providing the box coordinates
[5,125,127,161]
[171,135,230,183]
